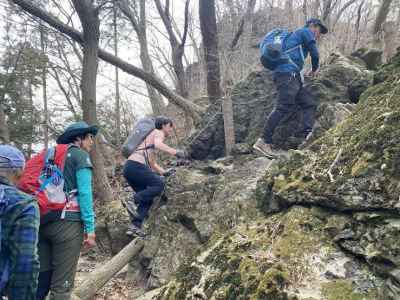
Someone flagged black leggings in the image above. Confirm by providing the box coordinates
[123,160,164,227]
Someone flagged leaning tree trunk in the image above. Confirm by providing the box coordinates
[73,239,144,300]
[10,0,204,124]
[199,0,222,105]
[72,0,113,204]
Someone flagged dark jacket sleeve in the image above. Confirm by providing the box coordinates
[301,28,320,72]
[308,41,320,72]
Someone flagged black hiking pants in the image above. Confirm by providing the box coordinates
[263,72,317,144]
[123,160,165,228]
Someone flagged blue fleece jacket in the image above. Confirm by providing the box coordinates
[275,27,320,74]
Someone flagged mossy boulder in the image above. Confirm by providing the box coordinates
[126,155,272,291]
[256,52,400,298]
[137,206,381,299]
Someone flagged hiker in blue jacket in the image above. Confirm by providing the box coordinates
[254,18,328,157]
[0,145,40,300]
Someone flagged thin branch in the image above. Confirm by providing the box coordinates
[327,148,343,183]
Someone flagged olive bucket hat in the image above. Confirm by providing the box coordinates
[57,121,99,144]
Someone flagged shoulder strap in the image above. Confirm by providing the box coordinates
[45,147,56,164]
[0,185,8,216]
[0,185,8,259]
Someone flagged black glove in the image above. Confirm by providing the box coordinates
[175,149,188,159]
[163,168,176,177]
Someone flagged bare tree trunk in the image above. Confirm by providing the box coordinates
[11,0,204,123]
[118,0,165,115]
[372,0,394,49]
[312,0,320,17]
[199,0,222,105]
[0,103,10,143]
[353,0,364,50]
[154,0,191,98]
[40,23,49,150]
[113,4,121,146]
[321,0,335,26]
[230,0,257,50]
[285,0,294,26]
[72,0,113,204]
[332,0,360,29]
[27,81,34,158]
[222,91,235,155]
[383,21,397,61]
[303,0,308,21]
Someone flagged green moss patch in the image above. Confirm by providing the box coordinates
[321,280,379,300]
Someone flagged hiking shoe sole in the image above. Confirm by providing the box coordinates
[252,144,277,159]
[126,228,146,238]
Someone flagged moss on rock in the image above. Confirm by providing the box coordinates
[321,280,379,300]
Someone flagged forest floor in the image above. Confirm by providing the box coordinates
[75,249,136,299]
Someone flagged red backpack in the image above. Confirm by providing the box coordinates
[18,144,77,216]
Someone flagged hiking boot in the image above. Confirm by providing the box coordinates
[298,131,314,150]
[253,138,278,158]
[126,224,146,238]
[125,199,139,219]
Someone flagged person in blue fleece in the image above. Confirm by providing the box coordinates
[254,18,328,158]
[36,122,98,300]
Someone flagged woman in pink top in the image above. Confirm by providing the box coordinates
[123,116,186,237]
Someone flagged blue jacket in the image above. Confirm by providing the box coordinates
[0,178,40,300]
[275,27,320,74]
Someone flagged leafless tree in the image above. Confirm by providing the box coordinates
[117,0,165,115]
[112,3,121,146]
[71,0,113,204]
[372,0,394,48]
[11,0,204,123]
[199,0,222,105]
[154,0,191,98]
[40,22,49,149]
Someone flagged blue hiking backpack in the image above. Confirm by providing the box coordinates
[260,28,305,71]
[0,184,10,293]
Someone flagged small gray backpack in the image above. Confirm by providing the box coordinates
[121,117,155,158]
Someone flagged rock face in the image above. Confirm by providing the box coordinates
[255,53,400,298]
[189,53,373,160]
[129,53,400,299]
[126,155,272,292]
[140,206,382,300]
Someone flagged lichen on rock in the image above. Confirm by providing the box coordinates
[138,206,381,299]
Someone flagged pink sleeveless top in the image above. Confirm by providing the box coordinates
[128,130,163,165]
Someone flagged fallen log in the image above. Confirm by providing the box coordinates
[73,238,144,300]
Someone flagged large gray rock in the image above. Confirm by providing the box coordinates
[255,52,400,298]
[126,155,272,292]
[137,206,383,300]
[189,53,373,160]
